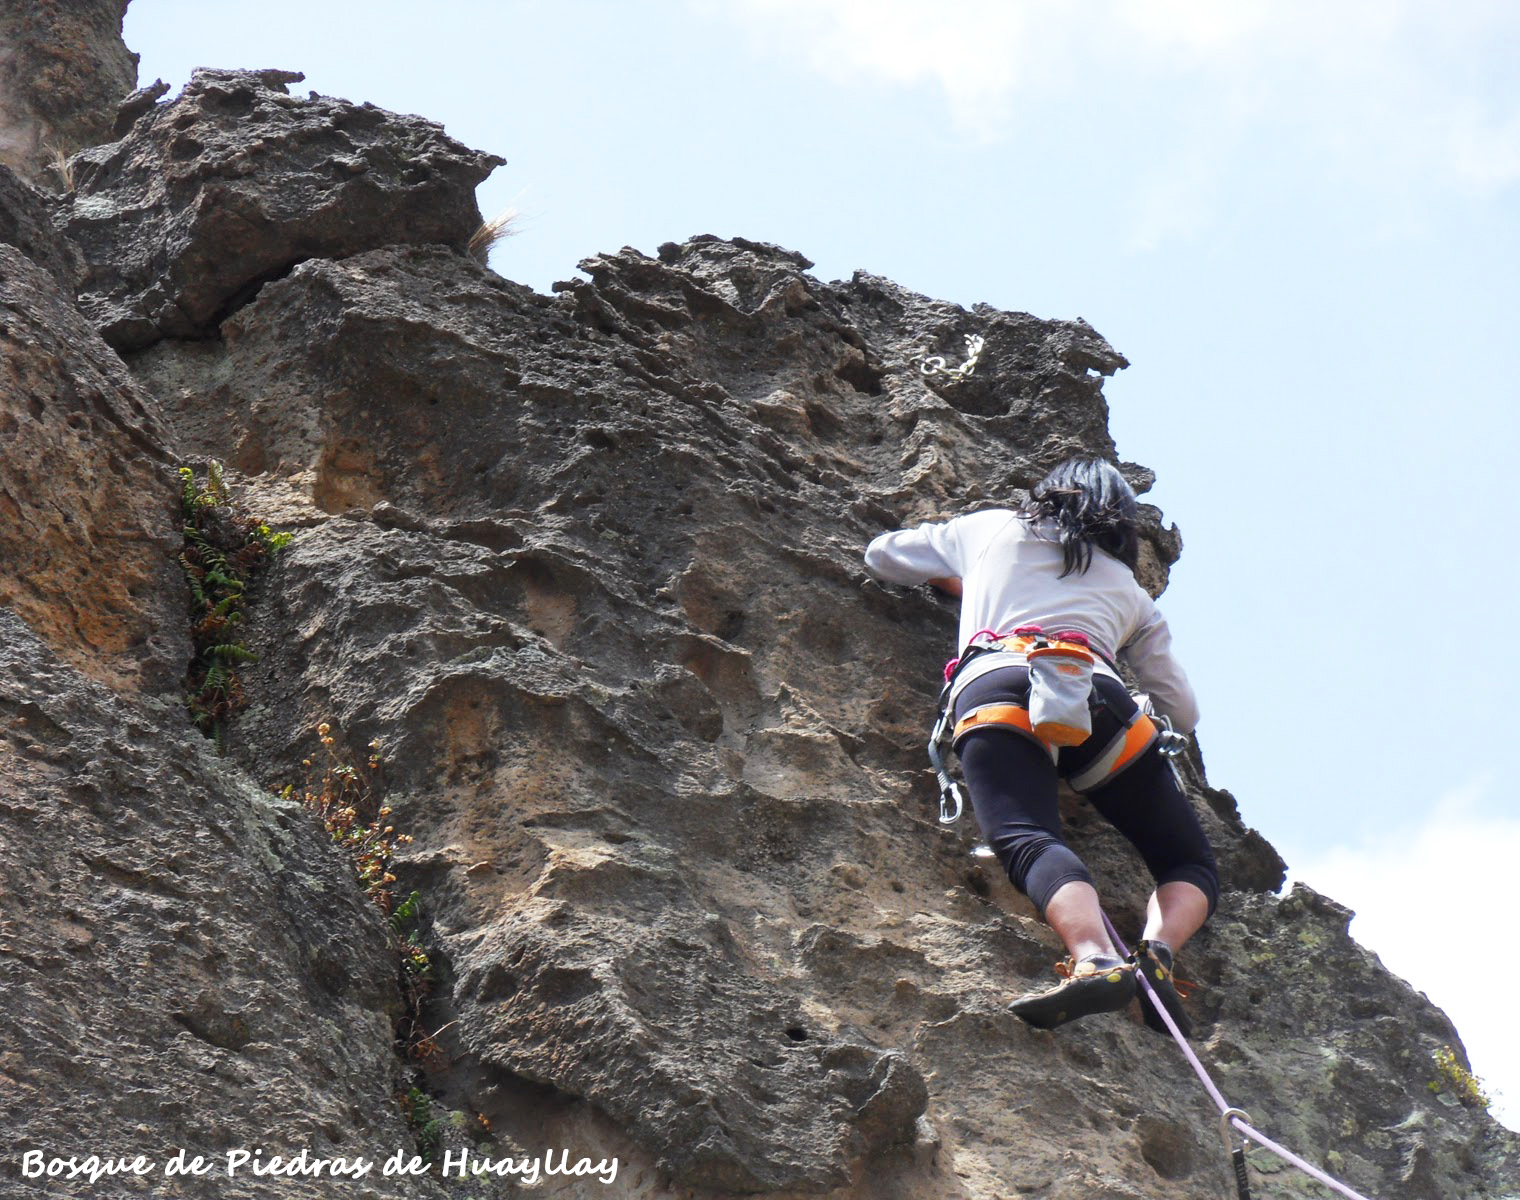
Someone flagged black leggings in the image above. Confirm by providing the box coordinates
[953,667,1219,919]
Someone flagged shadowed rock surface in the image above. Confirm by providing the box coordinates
[2,15,1519,1200]
[0,163,84,287]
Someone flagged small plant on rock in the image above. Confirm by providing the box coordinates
[397,1086,444,1165]
[467,206,518,264]
[1430,1044,1490,1109]
[178,463,291,749]
[287,723,437,1061]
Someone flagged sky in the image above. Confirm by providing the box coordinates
[123,0,1520,1131]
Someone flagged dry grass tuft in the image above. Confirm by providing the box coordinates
[468,207,518,264]
[46,144,75,192]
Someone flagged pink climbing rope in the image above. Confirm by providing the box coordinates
[1101,913,1380,1200]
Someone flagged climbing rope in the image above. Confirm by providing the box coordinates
[1099,913,1381,1200]
[920,333,985,380]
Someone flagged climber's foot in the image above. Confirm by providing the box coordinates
[1009,954,1137,1029]
[1133,939,1193,1039]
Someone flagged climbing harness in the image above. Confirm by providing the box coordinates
[950,627,1108,750]
[928,628,1008,823]
[1099,912,1381,1200]
[920,333,985,381]
[1064,707,1160,794]
[928,626,1163,822]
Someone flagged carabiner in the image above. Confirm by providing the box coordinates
[1155,713,1189,758]
[938,782,964,824]
[1219,1109,1253,1200]
[1219,1108,1252,1157]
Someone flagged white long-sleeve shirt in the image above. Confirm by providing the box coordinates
[865,509,1199,732]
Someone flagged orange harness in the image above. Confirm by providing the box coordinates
[952,702,1159,793]
[930,628,1171,822]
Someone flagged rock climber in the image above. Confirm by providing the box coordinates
[864,457,1218,1034]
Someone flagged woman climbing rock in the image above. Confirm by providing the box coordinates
[864,457,1218,1034]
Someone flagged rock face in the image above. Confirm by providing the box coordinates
[3,24,1519,1200]
[0,0,138,186]
[0,234,181,695]
[0,612,438,1200]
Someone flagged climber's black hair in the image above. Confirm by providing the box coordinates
[1020,457,1140,577]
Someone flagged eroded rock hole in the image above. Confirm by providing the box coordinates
[835,355,884,396]
[1137,1117,1195,1181]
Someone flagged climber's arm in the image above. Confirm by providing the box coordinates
[1121,609,1199,733]
[864,520,962,585]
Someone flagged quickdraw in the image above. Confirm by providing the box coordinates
[1102,909,1382,1200]
[1220,1108,1254,1200]
[927,703,965,824]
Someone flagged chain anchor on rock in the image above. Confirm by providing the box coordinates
[921,333,985,381]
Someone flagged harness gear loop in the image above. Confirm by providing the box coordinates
[1219,1109,1254,1200]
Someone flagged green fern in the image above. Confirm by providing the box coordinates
[177,462,291,749]
[208,643,259,664]
[179,466,199,516]
[390,890,423,932]
[203,662,229,695]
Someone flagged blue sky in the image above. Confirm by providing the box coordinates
[124,0,1520,1128]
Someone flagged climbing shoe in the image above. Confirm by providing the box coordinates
[1132,939,1193,1039]
[1008,954,1137,1029]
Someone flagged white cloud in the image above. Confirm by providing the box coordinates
[1110,0,1279,60]
[1291,777,1520,1132]
[706,0,1037,139]
[712,0,1520,241]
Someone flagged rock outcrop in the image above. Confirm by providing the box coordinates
[0,0,138,187]
[2,18,1518,1200]
[64,67,503,351]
